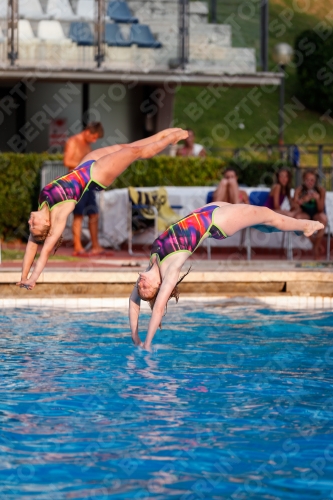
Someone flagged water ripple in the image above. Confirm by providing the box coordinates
[0,306,333,499]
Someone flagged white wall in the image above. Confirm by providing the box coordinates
[18,81,144,152]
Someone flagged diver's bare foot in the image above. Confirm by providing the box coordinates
[303,220,324,237]
[73,246,85,253]
[89,246,107,255]
[162,128,182,137]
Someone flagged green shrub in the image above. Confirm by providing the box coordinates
[111,156,281,190]
[0,153,284,240]
[295,29,333,113]
[0,153,61,240]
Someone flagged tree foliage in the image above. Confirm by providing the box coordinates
[295,29,333,113]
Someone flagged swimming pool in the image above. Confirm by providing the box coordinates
[1,305,333,499]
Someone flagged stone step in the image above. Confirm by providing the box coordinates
[188,49,256,74]
[146,22,231,48]
[117,44,255,73]
[127,0,208,21]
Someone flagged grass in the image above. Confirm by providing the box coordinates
[175,0,333,160]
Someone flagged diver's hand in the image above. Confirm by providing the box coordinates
[16,278,36,290]
[141,342,152,352]
[132,334,142,346]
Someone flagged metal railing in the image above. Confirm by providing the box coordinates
[209,143,333,189]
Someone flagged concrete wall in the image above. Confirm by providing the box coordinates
[25,82,82,153]
[88,82,144,149]
[2,81,146,153]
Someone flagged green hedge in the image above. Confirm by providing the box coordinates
[0,153,284,240]
[0,153,62,240]
[295,29,333,113]
[112,156,282,189]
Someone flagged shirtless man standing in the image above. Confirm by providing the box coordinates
[64,122,105,256]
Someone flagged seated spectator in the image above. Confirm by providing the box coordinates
[293,169,327,258]
[176,129,206,157]
[264,168,298,216]
[213,167,248,204]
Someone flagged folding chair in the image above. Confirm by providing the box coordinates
[205,190,251,260]
[127,188,182,255]
[249,190,293,260]
[325,208,331,261]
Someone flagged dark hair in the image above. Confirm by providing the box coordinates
[224,167,238,177]
[137,267,191,327]
[302,169,319,185]
[276,168,292,198]
[32,229,63,254]
[84,122,104,138]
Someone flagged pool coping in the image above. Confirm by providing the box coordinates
[1,269,333,283]
[1,295,332,310]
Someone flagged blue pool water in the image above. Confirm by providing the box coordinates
[1,305,333,499]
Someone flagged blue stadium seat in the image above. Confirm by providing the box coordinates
[107,1,138,23]
[105,23,131,46]
[249,190,269,206]
[69,22,94,45]
[129,24,162,48]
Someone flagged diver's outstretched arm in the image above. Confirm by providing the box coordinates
[143,270,180,350]
[129,286,142,346]
[16,214,68,290]
[17,236,38,285]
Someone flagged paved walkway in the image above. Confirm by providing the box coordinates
[1,240,330,271]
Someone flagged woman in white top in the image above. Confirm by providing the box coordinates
[176,129,206,157]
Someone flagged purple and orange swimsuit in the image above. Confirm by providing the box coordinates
[38,160,107,210]
[150,205,228,263]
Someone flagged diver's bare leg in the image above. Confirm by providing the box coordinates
[93,130,187,186]
[214,204,324,238]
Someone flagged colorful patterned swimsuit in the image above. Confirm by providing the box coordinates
[38,160,107,210]
[150,205,228,264]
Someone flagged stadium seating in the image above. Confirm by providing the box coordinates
[76,0,94,20]
[0,0,6,19]
[129,24,161,48]
[37,20,77,64]
[19,0,48,19]
[18,19,40,61]
[46,0,78,20]
[107,1,138,23]
[69,22,94,45]
[38,20,71,41]
[18,19,37,41]
[105,23,131,46]
[0,26,4,62]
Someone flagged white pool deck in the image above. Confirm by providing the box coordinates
[1,260,333,310]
